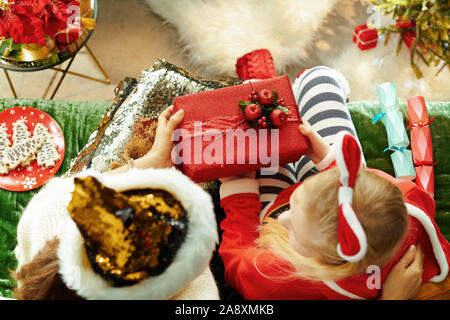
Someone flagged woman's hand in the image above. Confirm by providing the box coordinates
[298,119,331,164]
[380,245,424,300]
[106,106,184,175]
[142,105,185,169]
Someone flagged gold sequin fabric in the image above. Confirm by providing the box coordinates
[66,59,240,175]
[68,176,188,287]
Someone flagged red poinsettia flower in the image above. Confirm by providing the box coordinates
[0,0,80,46]
[3,9,46,46]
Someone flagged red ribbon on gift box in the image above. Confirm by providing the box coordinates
[236,49,277,81]
[352,24,378,51]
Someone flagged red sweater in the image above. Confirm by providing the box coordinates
[218,164,450,300]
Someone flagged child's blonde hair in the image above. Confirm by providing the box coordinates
[256,167,408,281]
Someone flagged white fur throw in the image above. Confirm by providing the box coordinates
[145,0,339,77]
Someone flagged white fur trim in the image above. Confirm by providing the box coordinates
[58,168,218,300]
[334,131,350,187]
[322,280,365,300]
[338,186,353,205]
[336,203,368,263]
[334,131,367,262]
[405,203,449,283]
[220,178,259,199]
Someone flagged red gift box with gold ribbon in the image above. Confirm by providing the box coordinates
[172,75,309,182]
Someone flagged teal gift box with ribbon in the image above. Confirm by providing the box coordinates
[391,149,416,180]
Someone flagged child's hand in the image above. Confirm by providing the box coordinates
[380,244,424,300]
[298,119,331,164]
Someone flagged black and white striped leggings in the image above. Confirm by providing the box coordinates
[256,66,362,220]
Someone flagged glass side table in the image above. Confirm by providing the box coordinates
[0,0,110,99]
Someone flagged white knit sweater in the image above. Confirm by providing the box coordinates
[14,176,220,300]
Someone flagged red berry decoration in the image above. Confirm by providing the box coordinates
[239,88,289,128]
[258,89,274,105]
[244,103,262,120]
[270,109,288,127]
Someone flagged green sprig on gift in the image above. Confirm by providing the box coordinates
[239,89,289,129]
[369,0,449,79]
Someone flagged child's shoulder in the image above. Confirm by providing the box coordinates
[367,168,418,192]
[366,168,435,214]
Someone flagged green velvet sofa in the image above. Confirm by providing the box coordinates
[0,97,448,299]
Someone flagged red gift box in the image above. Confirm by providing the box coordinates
[236,49,277,81]
[56,27,81,46]
[352,24,378,50]
[172,75,309,182]
[411,126,434,166]
[407,96,434,128]
[415,165,434,197]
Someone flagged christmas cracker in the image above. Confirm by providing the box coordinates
[407,96,435,196]
[374,82,415,180]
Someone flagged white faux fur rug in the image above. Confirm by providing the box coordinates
[145,0,339,77]
[322,34,450,102]
[145,0,449,101]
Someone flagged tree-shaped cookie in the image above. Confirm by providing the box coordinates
[0,127,10,174]
[12,119,31,141]
[3,136,42,171]
[34,123,60,168]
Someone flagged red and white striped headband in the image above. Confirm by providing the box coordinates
[334,131,367,262]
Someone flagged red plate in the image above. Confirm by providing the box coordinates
[0,107,65,192]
